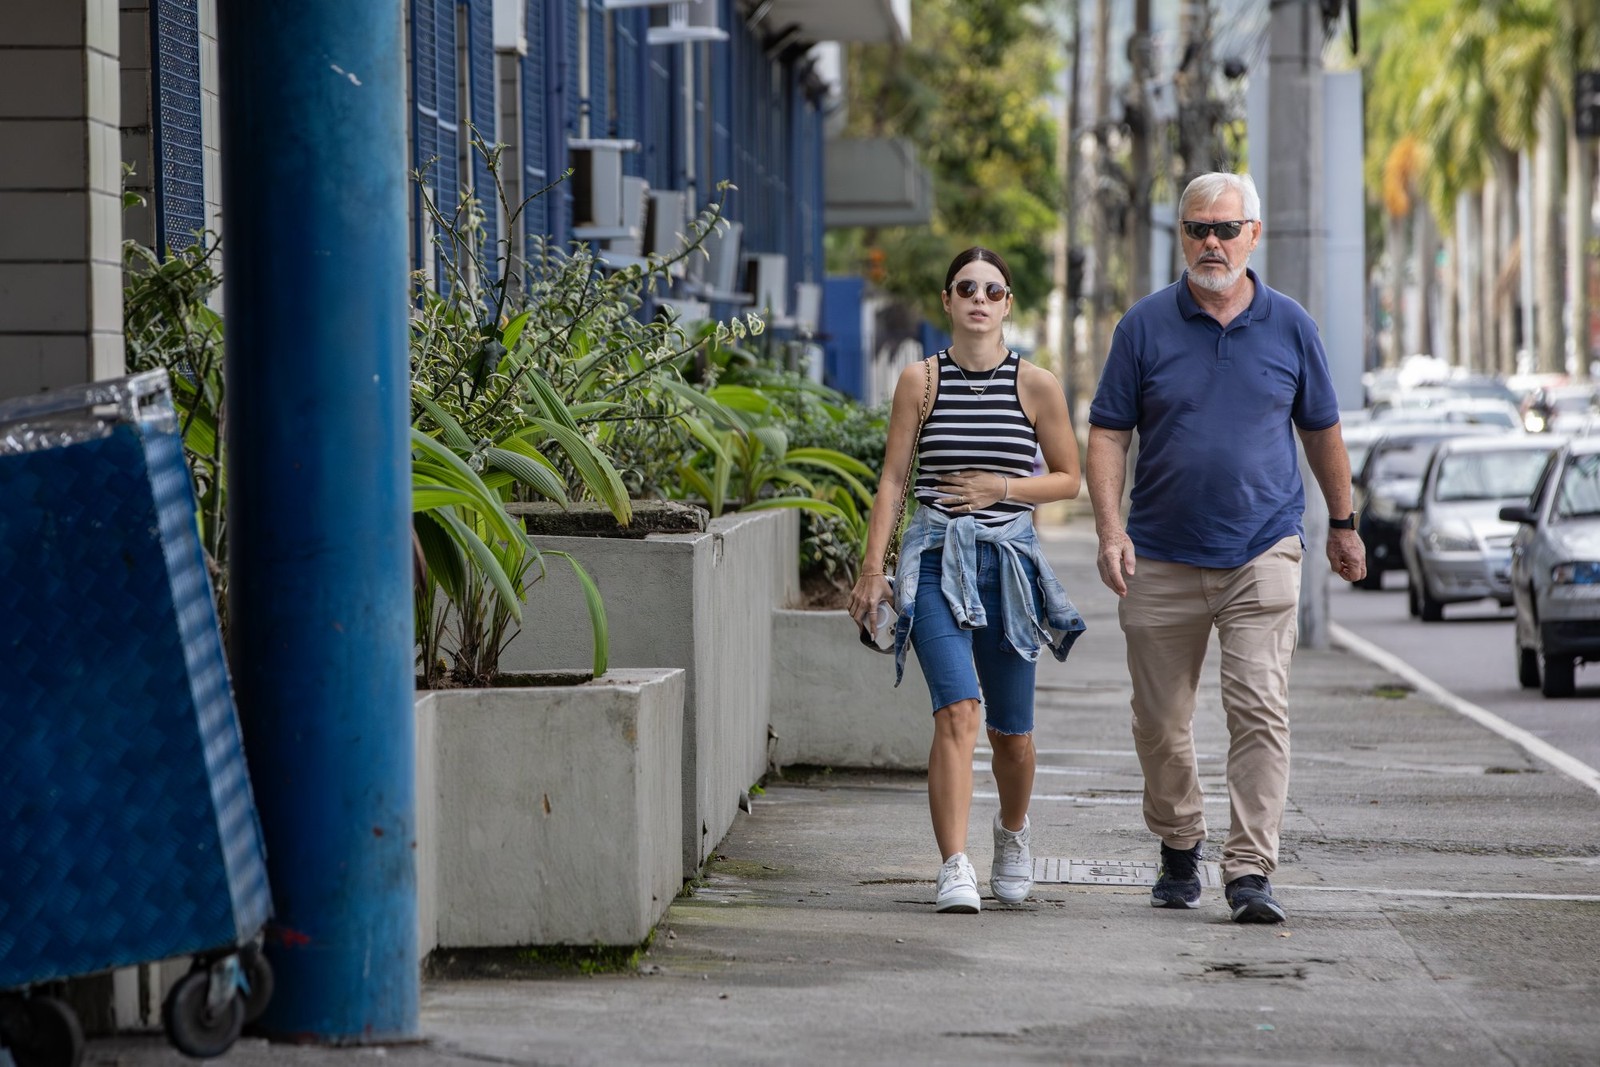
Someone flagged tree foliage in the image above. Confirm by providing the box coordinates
[828,0,1062,320]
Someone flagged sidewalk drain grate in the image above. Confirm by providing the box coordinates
[1032,858,1224,887]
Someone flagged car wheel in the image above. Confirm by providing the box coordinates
[1541,654,1575,698]
[1418,580,1444,622]
[1516,637,1540,689]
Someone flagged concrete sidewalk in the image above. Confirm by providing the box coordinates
[85,520,1600,1066]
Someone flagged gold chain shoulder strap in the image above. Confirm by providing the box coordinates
[882,352,938,572]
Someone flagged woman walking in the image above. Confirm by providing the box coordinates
[850,247,1086,912]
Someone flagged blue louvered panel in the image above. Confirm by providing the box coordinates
[791,79,822,282]
[563,0,581,137]
[708,0,733,212]
[412,0,461,286]
[588,0,608,137]
[729,11,761,249]
[645,42,676,191]
[521,0,551,245]
[615,9,645,177]
[149,0,204,254]
[553,0,578,244]
[465,0,499,271]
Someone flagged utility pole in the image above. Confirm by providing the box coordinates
[1128,0,1152,300]
[1267,0,1328,649]
[1060,0,1085,419]
[1088,0,1112,385]
[1266,0,1323,322]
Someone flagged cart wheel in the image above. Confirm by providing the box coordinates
[162,969,243,1059]
[8,997,84,1067]
[238,943,275,1024]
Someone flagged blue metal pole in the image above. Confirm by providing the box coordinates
[217,2,418,1041]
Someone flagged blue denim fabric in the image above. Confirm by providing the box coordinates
[911,542,1043,731]
[891,508,1086,687]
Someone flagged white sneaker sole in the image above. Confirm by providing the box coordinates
[936,894,980,914]
[992,882,1032,905]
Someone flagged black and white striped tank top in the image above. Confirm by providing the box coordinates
[913,350,1037,526]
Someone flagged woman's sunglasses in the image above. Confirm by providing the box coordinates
[949,279,1012,302]
[1181,219,1251,241]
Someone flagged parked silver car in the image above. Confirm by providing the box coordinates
[1400,436,1560,621]
[1500,436,1600,697]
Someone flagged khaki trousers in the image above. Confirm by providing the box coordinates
[1117,535,1302,881]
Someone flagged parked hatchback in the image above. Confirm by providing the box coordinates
[1500,437,1600,697]
[1400,436,1560,621]
[1351,425,1505,589]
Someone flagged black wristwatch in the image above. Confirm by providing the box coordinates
[1329,513,1357,530]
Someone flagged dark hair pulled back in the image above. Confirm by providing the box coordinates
[943,246,1013,292]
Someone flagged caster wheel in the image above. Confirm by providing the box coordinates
[8,997,84,1067]
[163,968,243,1059]
[239,944,274,1024]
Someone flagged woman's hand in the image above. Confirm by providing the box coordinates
[848,570,894,632]
[934,470,1011,514]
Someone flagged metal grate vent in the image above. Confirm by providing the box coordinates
[1032,858,1225,888]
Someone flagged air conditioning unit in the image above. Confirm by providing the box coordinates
[642,189,689,275]
[685,220,749,304]
[604,176,652,258]
[570,139,642,241]
[791,281,822,336]
[742,253,788,321]
[647,0,728,45]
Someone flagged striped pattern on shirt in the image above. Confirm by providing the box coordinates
[913,350,1037,526]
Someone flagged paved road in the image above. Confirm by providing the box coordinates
[1329,569,1600,772]
[63,524,1600,1067]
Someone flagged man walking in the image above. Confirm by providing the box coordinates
[1085,171,1366,924]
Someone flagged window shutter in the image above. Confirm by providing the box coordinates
[520,0,550,244]
[464,0,499,268]
[615,9,645,177]
[149,0,204,254]
[645,36,676,191]
[412,0,461,285]
[588,0,608,137]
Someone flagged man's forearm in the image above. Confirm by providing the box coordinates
[1086,427,1132,537]
[1299,425,1354,516]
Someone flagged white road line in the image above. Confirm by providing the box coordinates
[1332,622,1600,799]
[1283,885,1600,903]
[973,791,1229,806]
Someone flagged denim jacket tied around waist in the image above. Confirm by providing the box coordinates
[891,508,1087,687]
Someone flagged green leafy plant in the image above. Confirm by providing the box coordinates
[411,136,759,686]
[123,231,230,631]
[668,383,875,521]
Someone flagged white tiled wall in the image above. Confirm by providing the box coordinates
[0,0,125,400]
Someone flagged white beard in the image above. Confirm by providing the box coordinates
[1187,260,1245,293]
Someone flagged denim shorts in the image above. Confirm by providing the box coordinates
[909,541,1042,735]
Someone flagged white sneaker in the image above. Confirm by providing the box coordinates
[935,852,981,913]
[991,813,1033,904]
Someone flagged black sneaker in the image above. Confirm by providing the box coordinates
[1225,874,1287,924]
[1151,842,1202,909]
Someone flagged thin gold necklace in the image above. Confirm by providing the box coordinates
[948,349,1007,395]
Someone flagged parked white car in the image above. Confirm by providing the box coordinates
[1500,437,1600,697]
[1400,435,1560,621]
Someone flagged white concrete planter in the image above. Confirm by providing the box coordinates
[498,509,798,876]
[413,668,685,951]
[769,608,933,770]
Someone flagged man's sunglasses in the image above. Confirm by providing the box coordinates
[949,279,1012,301]
[1181,219,1252,241]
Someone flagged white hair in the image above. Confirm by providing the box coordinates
[1181,172,1261,222]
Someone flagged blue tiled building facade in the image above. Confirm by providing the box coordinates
[130,0,851,329]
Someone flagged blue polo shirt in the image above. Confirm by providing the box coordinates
[1088,269,1340,568]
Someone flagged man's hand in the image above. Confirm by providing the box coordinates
[1328,529,1366,583]
[1097,529,1138,597]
